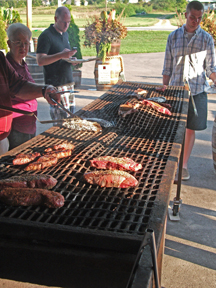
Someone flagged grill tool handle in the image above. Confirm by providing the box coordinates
[0,104,34,116]
[126,228,160,288]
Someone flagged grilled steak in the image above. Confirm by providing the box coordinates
[84,170,138,188]
[90,156,142,172]
[141,99,172,115]
[13,152,41,165]
[24,156,58,171]
[46,149,72,159]
[118,102,140,118]
[0,175,57,189]
[44,142,75,152]
[0,188,64,208]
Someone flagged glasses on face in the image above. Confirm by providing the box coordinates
[10,40,30,47]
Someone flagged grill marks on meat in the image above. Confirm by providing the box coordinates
[44,142,75,152]
[0,175,57,189]
[24,156,58,171]
[13,141,74,171]
[84,170,138,188]
[90,156,142,172]
[46,149,72,159]
[13,152,41,165]
[0,188,64,208]
[118,102,140,118]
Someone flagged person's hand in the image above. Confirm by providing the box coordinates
[43,85,60,105]
[155,85,167,92]
[61,48,77,59]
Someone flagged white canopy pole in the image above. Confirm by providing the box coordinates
[26,0,34,52]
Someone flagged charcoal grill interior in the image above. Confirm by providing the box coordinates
[0,82,188,287]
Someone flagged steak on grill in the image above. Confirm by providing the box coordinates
[0,188,64,208]
[45,149,72,159]
[84,170,138,188]
[90,156,142,172]
[118,102,140,118]
[44,142,75,152]
[24,156,58,171]
[141,99,172,115]
[13,152,41,165]
[0,175,57,189]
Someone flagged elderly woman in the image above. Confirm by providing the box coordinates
[6,23,37,150]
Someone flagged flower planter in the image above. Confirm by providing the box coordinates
[107,40,121,56]
[94,55,124,91]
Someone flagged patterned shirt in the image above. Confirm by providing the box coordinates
[162,24,216,95]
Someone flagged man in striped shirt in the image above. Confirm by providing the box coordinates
[162,0,216,180]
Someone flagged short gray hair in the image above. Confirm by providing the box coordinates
[7,23,32,40]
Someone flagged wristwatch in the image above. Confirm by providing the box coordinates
[42,85,48,98]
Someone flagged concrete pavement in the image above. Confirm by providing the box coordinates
[1,51,216,287]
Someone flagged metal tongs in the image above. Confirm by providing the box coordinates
[49,95,82,119]
[184,78,198,117]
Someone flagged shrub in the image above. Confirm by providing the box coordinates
[67,14,83,69]
[0,14,7,51]
[200,10,216,43]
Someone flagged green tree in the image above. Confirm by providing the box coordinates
[67,14,82,69]
[0,13,7,51]
[150,0,176,11]
[176,0,187,13]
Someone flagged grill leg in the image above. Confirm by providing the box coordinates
[170,132,185,220]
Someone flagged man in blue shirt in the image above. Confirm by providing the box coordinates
[162,1,216,180]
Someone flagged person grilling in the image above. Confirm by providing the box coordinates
[36,6,77,123]
[0,51,60,156]
[160,0,216,180]
[6,23,37,150]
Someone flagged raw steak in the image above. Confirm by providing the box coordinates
[0,188,64,208]
[84,170,138,188]
[0,175,57,189]
[90,156,142,172]
[141,99,172,115]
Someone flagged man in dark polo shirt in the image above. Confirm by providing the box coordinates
[36,6,77,121]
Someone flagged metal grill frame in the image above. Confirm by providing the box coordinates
[0,82,188,254]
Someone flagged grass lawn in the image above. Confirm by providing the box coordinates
[21,13,174,28]
[31,30,170,56]
[80,30,170,56]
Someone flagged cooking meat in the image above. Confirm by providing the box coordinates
[84,170,138,188]
[146,96,166,103]
[118,102,140,118]
[24,155,58,171]
[44,142,75,152]
[62,119,102,133]
[134,88,147,95]
[90,156,142,172]
[46,149,72,159]
[13,152,41,165]
[0,175,57,189]
[140,99,172,116]
[0,188,64,208]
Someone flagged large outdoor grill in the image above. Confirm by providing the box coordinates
[0,81,188,288]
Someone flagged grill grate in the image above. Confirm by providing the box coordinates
[0,82,187,252]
